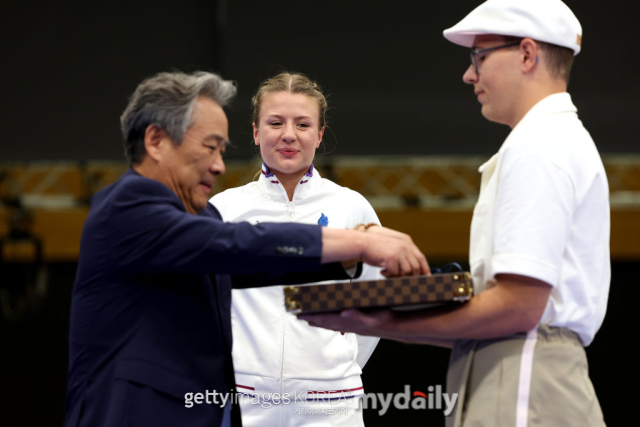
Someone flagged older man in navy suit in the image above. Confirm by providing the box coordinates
[64,71,428,427]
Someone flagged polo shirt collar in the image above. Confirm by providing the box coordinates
[515,92,577,129]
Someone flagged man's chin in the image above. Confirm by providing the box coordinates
[193,199,208,213]
[481,107,503,125]
[184,194,209,214]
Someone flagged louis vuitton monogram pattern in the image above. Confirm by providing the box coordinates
[285,272,472,314]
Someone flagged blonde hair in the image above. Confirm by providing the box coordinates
[251,72,327,128]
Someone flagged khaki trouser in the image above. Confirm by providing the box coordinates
[446,325,605,427]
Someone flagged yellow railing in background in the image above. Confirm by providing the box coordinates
[1,155,639,262]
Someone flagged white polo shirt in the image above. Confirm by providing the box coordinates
[470,93,610,346]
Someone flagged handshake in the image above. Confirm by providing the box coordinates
[321,224,430,277]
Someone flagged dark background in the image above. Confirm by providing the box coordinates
[1,0,633,425]
[2,0,637,161]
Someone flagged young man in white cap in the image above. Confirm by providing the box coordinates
[299,1,610,425]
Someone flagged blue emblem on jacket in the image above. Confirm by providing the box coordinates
[317,213,329,227]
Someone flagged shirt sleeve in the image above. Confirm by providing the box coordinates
[491,153,574,287]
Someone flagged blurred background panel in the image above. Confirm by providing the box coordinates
[1,0,636,425]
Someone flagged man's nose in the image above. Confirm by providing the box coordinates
[463,64,478,85]
[210,154,225,176]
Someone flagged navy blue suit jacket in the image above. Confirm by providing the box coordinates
[65,169,347,427]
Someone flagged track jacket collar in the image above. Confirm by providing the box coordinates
[258,162,320,199]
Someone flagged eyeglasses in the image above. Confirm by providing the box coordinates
[470,41,521,74]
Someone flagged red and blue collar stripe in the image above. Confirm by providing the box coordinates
[261,163,314,185]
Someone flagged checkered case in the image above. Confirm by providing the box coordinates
[284,272,473,314]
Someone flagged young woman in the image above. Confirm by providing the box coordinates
[210,73,383,426]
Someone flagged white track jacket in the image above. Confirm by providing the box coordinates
[210,164,382,406]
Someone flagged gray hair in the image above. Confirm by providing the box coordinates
[120,71,237,164]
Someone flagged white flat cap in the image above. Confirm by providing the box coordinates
[443,0,582,55]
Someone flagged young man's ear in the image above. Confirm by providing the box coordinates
[520,38,539,73]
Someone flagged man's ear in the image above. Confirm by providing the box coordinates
[520,38,539,74]
[143,124,170,162]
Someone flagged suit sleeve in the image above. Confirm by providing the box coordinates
[107,178,323,276]
[231,262,353,289]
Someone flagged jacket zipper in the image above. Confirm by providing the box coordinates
[282,185,298,423]
[287,201,294,220]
